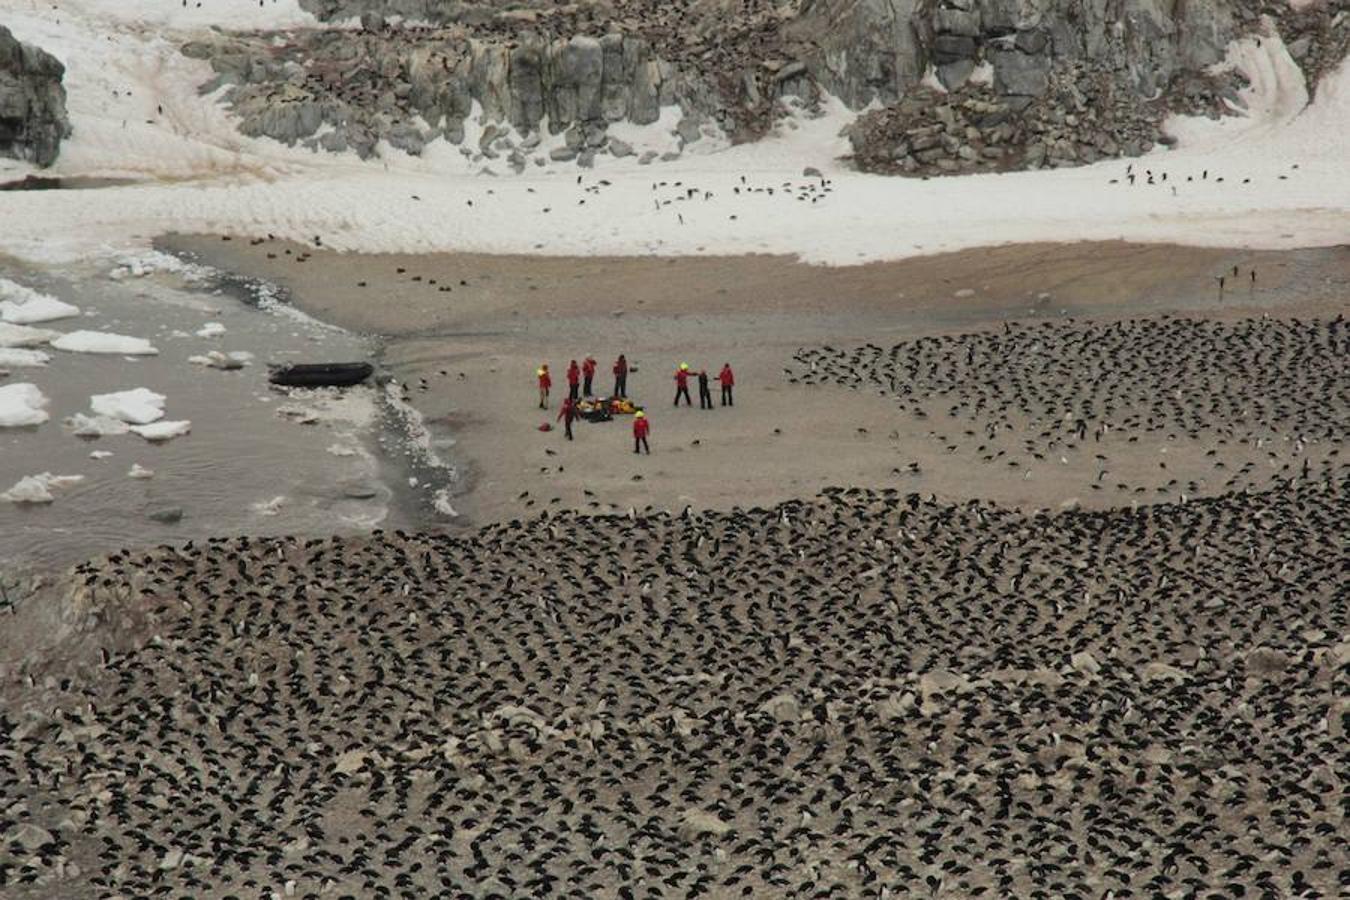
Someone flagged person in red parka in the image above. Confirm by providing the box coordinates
[673,363,692,406]
[632,410,650,454]
[718,363,735,406]
[537,364,551,409]
[613,354,629,398]
[582,356,597,396]
[557,396,576,440]
[566,359,581,402]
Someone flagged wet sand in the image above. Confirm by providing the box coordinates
[162,236,1350,523]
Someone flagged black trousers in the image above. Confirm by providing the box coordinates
[583,375,593,396]
[569,383,579,401]
[563,416,573,440]
[634,436,649,454]
[675,385,691,406]
[615,374,627,397]
[721,385,733,406]
[699,386,713,409]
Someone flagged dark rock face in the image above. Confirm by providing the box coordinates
[0,25,71,168]
[192,0,1342,174]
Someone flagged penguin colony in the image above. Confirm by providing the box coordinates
[793,316,1348,501]
[1,316,1348,899]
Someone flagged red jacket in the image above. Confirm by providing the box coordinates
[538,370,551,389]
[557,399,575,421]
[633,417,650,438]
[566,363,580,386]
[674,369,689,387]
[614,358,628,376]
[719,366,734,387]
[582,358,597,377]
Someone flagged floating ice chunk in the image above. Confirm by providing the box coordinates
[195,322,226,338]
[52,330,159,356]
[252,495,286,516]
[433,489,459,518]
[2,472,83,504]
[189,350,247,370]
[0,382,50,427]
[130,420,191,441]
[0,280,81,324]
[65,413,132,437]
[327,443,357,457]
[0,322,60,348]
[128,463,154,479]
[90,450,114,459]
[0,348,49,367]
[90,388,166,425]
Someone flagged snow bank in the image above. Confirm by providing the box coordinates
[2,472,83,504]
[0,348,51,368]
[52,331,159,355]
[0,382,50,427]
[90,387,167,424]
[128,463,155,478]
[0,5,1346,268]
[0,323,60,348]
[195,321,226,338]
[130,420,191,441]
[60,0,323,31]
[0,279,81,324]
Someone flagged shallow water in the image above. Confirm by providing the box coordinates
[0,259,421,572]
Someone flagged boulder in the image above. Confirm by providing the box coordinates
[0,26,70,167]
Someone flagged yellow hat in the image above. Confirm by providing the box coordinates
[635,410,645,418]
[536,368,545,376]
[679,362,689,370]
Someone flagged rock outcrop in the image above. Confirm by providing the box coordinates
[190,0,1345,174]
[0,25,70,168]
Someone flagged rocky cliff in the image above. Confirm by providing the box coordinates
[189,0,1346,174]
[0,25,71,168]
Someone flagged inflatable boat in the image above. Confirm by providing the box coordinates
[268,362,374,388]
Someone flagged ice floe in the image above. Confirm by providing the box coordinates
[0,348,51,368]
[130,420,191,441]
[90,387,167,425]
[0,382,51,427]
[2,472,83,504]
[65,413,132,437]
[0,279,81,324]
[52,330,159,355]
[0,322,60,348]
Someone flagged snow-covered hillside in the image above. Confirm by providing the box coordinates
[1,1,1346,266]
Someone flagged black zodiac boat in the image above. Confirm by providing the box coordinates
[268,362,374,388]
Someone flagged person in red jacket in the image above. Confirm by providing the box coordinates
[557,396,576,440]
[718,362,735,407]
[613,354,629,397]
[673,362,692,406]
[632,410,650,454]
[566,359,581,402]
[537,364,551,409]
[582,355,597,396]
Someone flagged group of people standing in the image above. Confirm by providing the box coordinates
[672,362,734,409]
[535,355,735,454]
[536,355,631,409]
